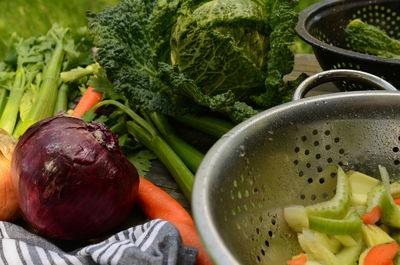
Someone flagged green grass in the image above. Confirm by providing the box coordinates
[0,0,118,58]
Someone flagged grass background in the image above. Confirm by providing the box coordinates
[0,0,118,58]
[0,0,322,58]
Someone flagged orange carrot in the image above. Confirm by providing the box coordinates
[71,86,103,118]
[394,198,400,205]
[286,253,307,265]
[362,206,382,225]
[364,241,399,265]
[137,176,213,265]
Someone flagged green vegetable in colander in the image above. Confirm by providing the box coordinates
[345,19,400,59]
[308,208,362,235]
[378,165,400,228]
[306,166,351,219]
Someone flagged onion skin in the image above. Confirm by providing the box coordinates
[11,114,139,240]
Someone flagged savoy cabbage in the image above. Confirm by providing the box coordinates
[87,0,299,123]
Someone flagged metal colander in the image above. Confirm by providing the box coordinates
[296,0,400,89]
[192,70,399,265]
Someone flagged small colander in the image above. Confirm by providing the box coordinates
[296,0,400,89]
[192,69,399,264]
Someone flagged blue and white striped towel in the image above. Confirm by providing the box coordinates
[0,219,197,265]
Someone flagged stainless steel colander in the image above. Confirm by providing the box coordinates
[192,70,399,265]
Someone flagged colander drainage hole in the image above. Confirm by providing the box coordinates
[395,160,400,165]
[393,147,399,153]
[325,145,331,150]
[300,194,306,200]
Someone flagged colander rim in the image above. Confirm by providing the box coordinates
[192,90,400,265]
[296,0,400,66]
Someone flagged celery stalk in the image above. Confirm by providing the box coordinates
[0,88,8,118]
[172,114,234,138]
[0,68,25,133]
[126,121,193,200]
[149,112,204,172]
[91,100,195,201]
[53,83,69,115]
[14,28,67,138]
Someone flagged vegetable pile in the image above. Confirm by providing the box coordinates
[284,165,400,265]
[0,0,302,263]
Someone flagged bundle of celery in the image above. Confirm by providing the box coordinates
[0,24,94,138]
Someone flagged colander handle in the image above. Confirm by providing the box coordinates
[292,69,398,101]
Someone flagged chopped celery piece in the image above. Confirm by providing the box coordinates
[349,171,379,206]
[361,224,394,247]
[298,228,339,265]
[378,165,400,228]
[305,261,322,265]
[349,171,379,194]
[333,234,358,247]
[336,234,363,265]
[313,231,341,254]
[366,181,400,212]
[309,210,362,235]
[352,193,368,206]
[283,205,309,232]
[306,166,350,219]
[358,247,370,265]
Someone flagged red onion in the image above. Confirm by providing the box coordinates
[11,114,139,240]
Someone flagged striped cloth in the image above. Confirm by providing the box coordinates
[0,219,197,265]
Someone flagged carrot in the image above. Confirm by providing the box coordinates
[364,241,399,265]
[362,206,382,225]
[286,253,307,265]
[137,176,213,265]
[71,86,103,118]
[394,198,400,205]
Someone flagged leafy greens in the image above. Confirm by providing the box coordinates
[87,0,299,123]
